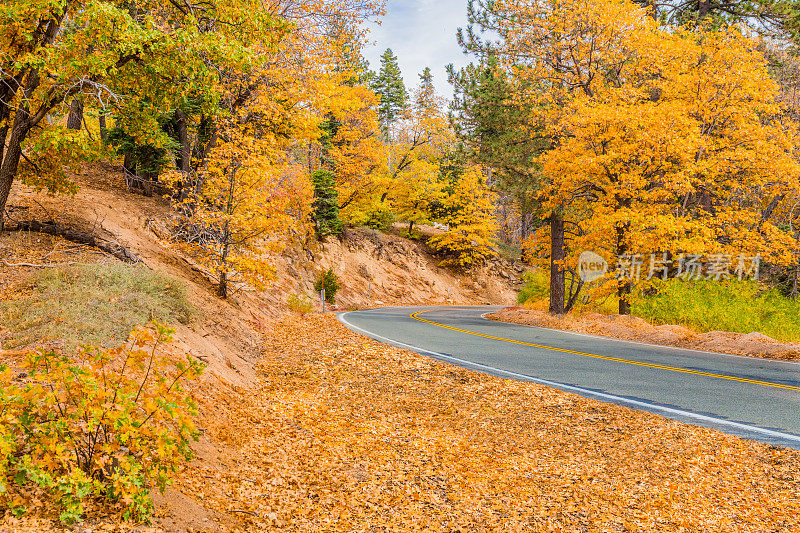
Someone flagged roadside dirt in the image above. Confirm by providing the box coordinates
[487,307,800,361]
[1,163,522,379]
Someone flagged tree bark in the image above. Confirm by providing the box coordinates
[0,126,26,232]
[549,212,565,315]
[98,113,107,141]
[66,99,83,130]
[616,221,631,315]
[217,270,228,298]
[758,194,785,230]
[5,220,140,263]
[174,110,190,174]
[123,152,136,175]
[564,269,584,313]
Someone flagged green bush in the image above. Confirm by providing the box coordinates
[361,206,396,232]
[0,263,195,350]
[516,274,800,341]
[0,324,204,523]
[632,279,800,342]
[314,267,341,304]
[517,271,550,305]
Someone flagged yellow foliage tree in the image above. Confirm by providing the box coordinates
[385,73,452,232]
[175,120,312,298]
[322,84,385,226]
[391,158,445,235]
[483,0,800,312]
[540,24,800,312]
[429,166,498,267]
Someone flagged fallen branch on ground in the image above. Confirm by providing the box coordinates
[4,220,140,263]
[1,259,86,268]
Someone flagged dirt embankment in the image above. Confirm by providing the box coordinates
[487,307,800,361]
[1,163,523,379]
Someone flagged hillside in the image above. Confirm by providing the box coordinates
[0,162,524,529]
[1,163,521,380]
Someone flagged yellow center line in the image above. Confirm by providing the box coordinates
[410,311,800,392]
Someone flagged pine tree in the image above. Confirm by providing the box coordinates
[416,67,436,113]
[312,169,343,237]
[448,55,548,240]
[372,48,408,138]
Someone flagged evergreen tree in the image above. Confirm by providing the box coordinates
[416,67,436,113]
[448,55,548,240]
[634,0,798,36]
[372,48,408,137]
[311,169,343,237]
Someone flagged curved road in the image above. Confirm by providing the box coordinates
[339,306,800,449]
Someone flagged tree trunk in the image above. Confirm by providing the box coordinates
[218,270,228,298]
[564,270,584,313]
[98,113,107,141]
[0,169,13,232]
[0,128,26,232]
[0,125,8,166]
[123,152,136,174]
[549,212,565,315]
[616,221,631,315]
[66,99,83,130]
[6,220,140,262]
[174,110,190,174]
[618,282,631,315]
[218,221,231,299]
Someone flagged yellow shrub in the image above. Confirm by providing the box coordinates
[0,324,204,523]
[287,294,313,315]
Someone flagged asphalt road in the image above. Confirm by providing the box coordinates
[338,306,800,449]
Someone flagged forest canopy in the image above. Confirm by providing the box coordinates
[2,0,800,311]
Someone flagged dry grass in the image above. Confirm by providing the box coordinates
[0,263,195,350]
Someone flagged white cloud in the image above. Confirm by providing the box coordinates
[363,0,471,99]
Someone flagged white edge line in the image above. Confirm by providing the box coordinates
[338,311,800,446]
[479,311,800,367]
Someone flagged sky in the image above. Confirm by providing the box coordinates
[363,0,472,99]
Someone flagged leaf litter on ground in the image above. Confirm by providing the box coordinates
[173,313,800,532]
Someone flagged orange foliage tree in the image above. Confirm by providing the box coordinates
[473,0,800,313]
[539,24,800,313]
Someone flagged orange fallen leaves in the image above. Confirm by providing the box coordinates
[175,313,800,532]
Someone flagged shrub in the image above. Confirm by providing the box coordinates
[517,271,550,305]
[362,206,396,232]
[314,268,341,304]
[0,324,204,523]
[286,294,313,315]
[0,263,195,350]
[632,279,800,342]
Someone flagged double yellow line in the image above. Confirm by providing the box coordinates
[410,310,800,392]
